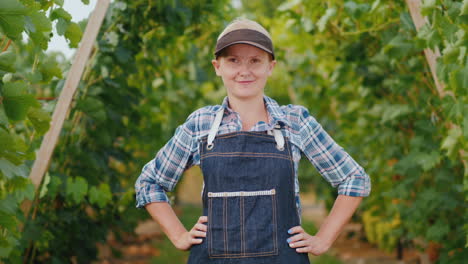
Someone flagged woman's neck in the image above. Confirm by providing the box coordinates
[228,95,269,131]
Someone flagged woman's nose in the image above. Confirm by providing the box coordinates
[238,62,251,76]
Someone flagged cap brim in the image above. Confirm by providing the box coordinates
[215,41,273,57]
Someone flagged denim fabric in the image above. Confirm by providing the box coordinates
[188,131,310,264]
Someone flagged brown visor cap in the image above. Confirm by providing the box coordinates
[214,29,275,59]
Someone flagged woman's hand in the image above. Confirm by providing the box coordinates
[173,216,208,251]
[287,226,332,256]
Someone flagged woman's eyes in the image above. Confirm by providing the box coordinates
[251,58,261,63]
[226,57,262,64]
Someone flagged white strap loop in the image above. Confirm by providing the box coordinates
[272,124,285,151]
[207,107,225,148]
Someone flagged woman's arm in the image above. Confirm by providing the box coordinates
[287,195,362,255]
[145,202,207,251]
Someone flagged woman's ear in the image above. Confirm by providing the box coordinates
[212,59,221,76]
[267,60,277,76]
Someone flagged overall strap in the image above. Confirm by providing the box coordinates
[206,107,285,151]
[206,107,225,149]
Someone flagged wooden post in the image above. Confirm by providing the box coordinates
[405,0,446,97]
[29,0,110,190]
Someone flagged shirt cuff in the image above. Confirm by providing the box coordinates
[337,172,371,197]
[135,183,170,208]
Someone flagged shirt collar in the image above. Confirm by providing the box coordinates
[220,95,291,128]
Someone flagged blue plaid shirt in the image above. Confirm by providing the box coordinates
[135,95,371,211]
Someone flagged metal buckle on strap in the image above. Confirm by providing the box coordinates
[206,143,214,150]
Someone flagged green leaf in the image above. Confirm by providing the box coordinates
[89,183,112,208]
[0,158,20,179]
[0,195,18,214]
[417,24,441,50]
[461,0,468,16]
[30,11,52,32]
[81,0,90,4]
[66,177,88,204]
[448,67,467,93]
[344,1,358,16]
[421,0,437,16]
[39,173,51,198]
[400,12,415,32]
[441,126,462,156]
[0,235,17,258]
[13,181,34,201]
[65,21,82,48]
[370,0,381,13]
[0,0,27,39]
[0,106,9,127]
[2,73,13,83]
[2,82,40,122]
[39,57,62,82]
[0,128,14,153]
[26,11,52,49]
[380,104,412,124]
[464,115,468,140]
[383,35,414,58]
[277,0,302,12]
[27,107,51,135]
[50,7,71,21]
[0,211,16,230]
[76,97,105,113]
[426,219,450,241]
[47,175,62,198]
[344,1,370,19]
[25,71,43,83]
[54,0,64,6]
[316,8,336,32]
[56,17,68,36]
[417,151,442,171]
[0,51,16,72]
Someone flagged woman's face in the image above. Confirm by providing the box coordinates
[212,44,276,101]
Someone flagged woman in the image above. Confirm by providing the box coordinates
[135,18,371,263]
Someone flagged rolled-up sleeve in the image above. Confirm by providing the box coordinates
[135,121,196,208]
[298,107,371,197]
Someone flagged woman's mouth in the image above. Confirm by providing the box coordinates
[237,80,254,84]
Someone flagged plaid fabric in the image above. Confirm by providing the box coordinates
[135,95,371,209]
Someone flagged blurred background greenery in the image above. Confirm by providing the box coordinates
[0,0,466,263]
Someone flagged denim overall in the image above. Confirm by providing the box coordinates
[187,108,310,264]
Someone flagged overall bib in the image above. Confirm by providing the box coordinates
[188,108,310,264]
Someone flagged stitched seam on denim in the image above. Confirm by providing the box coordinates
[201,154,292,161]
[207,196,280,258]
[272,193,278,254]
[208,197,213,257]
[241,196,245,256]
[210,193,278,258]
[208,133,291,144]
[201,155,290,161]
[202,151,288,156]
[224,196,227,254]
[208,189,275,197]
[200,131,275,141]
[214,133,274,140]
[209,251,277,257]
[202,152,289,159]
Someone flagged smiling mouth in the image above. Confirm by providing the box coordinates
[237,80,254,84]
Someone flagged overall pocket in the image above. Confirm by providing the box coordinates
[207,189,278,258]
